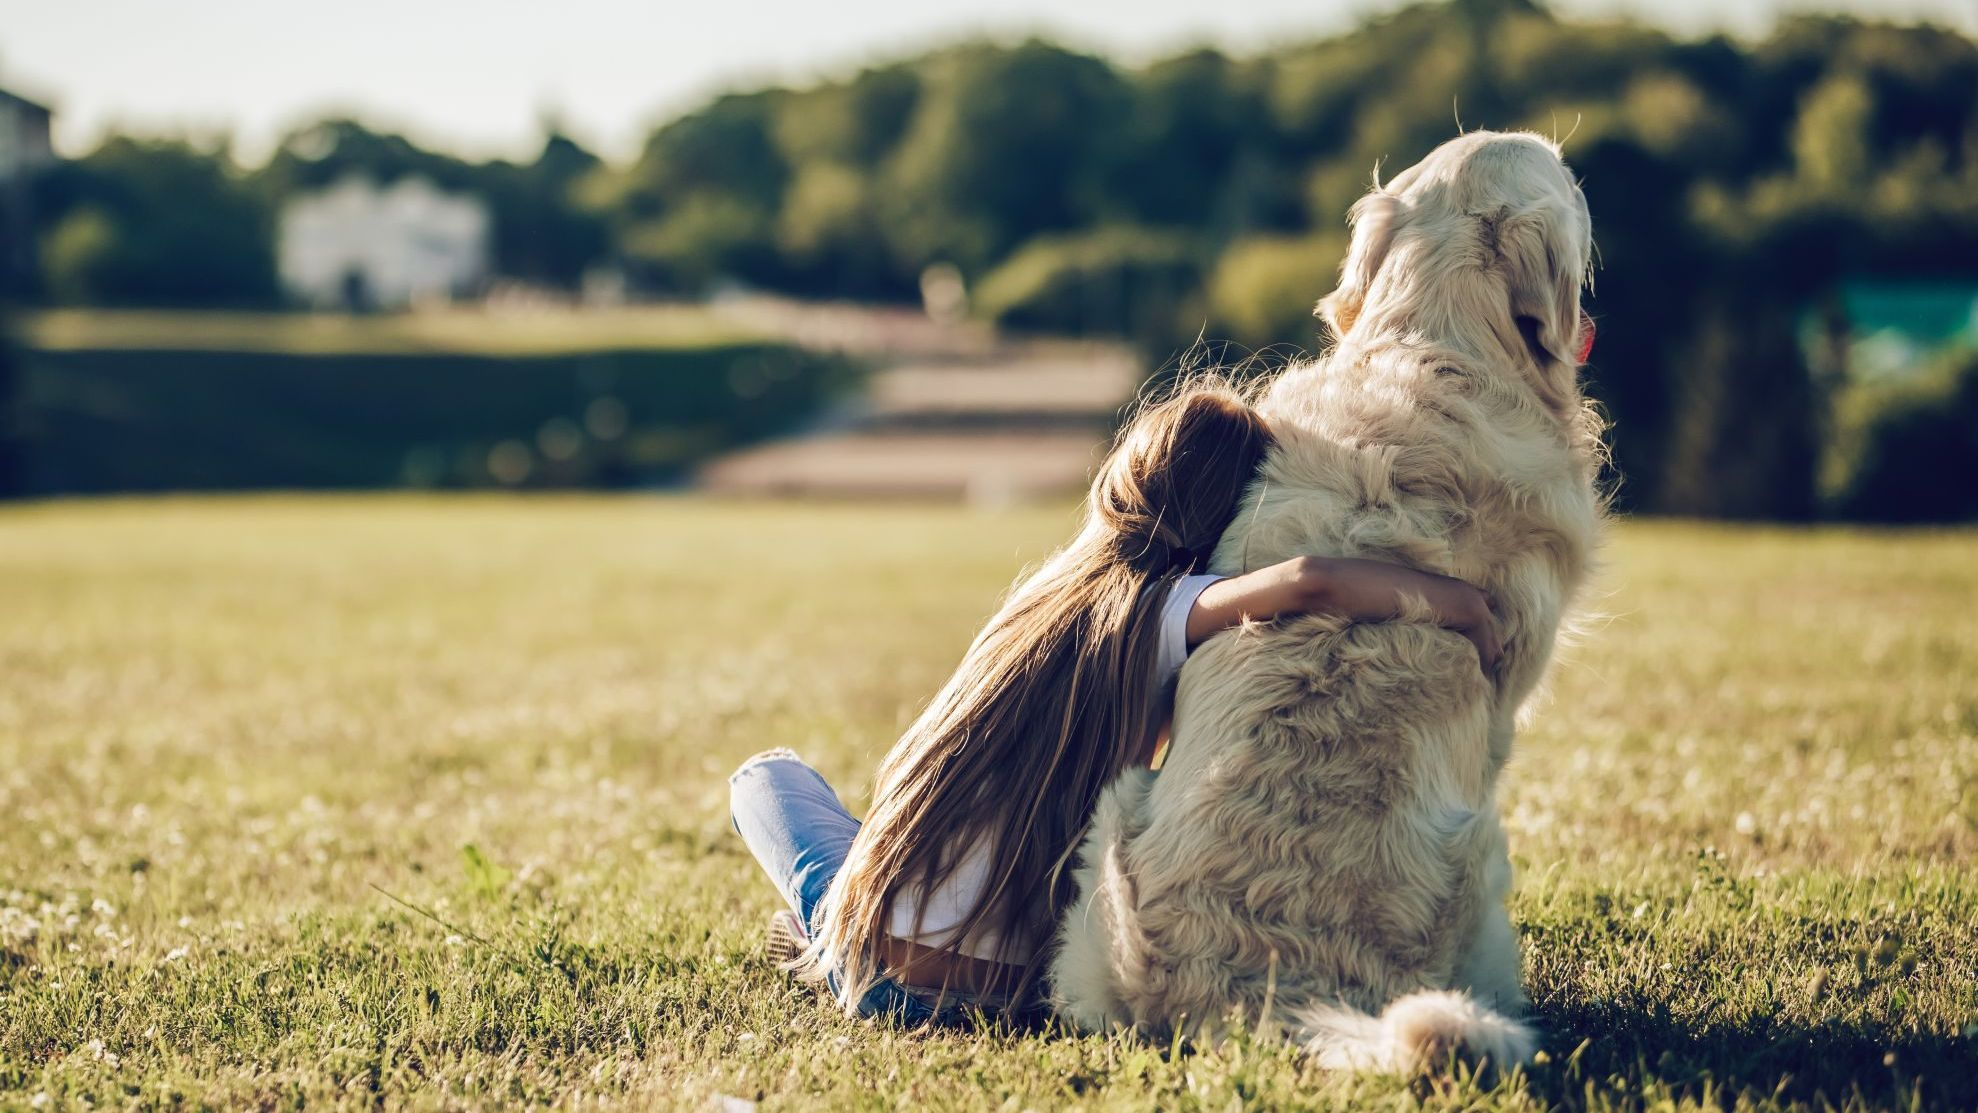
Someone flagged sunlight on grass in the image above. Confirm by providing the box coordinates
[18,307,759,356]
[0,497,1972,1109]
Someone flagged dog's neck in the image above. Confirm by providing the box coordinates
[1357,246,1519,367]
[1276,253,1602,522]
[1341,235,1582,421]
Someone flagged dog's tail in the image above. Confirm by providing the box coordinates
[1287,990,1536,1076]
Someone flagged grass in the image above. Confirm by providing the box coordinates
[0,496,1972,1110]
[17,307,759,356]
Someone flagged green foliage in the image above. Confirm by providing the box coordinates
[14,326,860,494]
[1823,351,1978,522]
[880,42,1135,274]
[623,194,777,291]
[973,227,1201,345]
[0,312,18,497]
[460,844,514,900]
[34,138,277,306]
[483,133,613,289]
[36,206,117,305]
[0,502,1973,1107]
[1106,50,1263,232]
[776,164,872,260]
[22,1,1978,518]
[609,93,793,292]
[604,1,1968,519]
[628,92,790,215]
[1204,235,1343,352]
[1792,70,1875,191]
[771,64,921,169]
[259,118,475,197]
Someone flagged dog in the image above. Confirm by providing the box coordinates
[1050,131,1605,1075]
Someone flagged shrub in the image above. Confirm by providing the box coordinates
[16,339,860,494]
[622,195,778,293]
[1823,351,1978,522]
[39,207,121,306]
[1205,234,1344,353]
[33,138,278,307]
[972,227,1202,345]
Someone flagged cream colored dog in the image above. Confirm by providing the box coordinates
[1051,131,1605,1073]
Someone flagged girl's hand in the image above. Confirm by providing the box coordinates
[1187,555,1501,673]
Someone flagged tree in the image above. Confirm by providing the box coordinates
[609,92,793,290]
[1792,70,1874,192]
[35,137,276,306]
[878,41,1133,274]
[31,1,1978,519]
[482,132,612,289]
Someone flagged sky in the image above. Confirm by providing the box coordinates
[2,0,1973,166]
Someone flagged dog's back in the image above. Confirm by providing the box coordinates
[1051,132,1604,1074]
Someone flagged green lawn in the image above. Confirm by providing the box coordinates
[18,308,759,356]
[0,497,1972,1110]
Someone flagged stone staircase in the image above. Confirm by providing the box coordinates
[696,297,1142,502]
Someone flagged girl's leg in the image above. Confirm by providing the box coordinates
[727,749,942,1026]
[727,748,860,933]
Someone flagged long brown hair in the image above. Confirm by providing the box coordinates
[805,376,1274,1007]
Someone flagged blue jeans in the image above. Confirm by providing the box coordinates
[728,748,971,1024]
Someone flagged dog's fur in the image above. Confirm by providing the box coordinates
[1049,132,1605,1074]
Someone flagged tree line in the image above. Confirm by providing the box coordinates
[13,0,1978,519]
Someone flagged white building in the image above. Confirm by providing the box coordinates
[0,88,55,181]
[278,176,490,310]
[0,87,56,292]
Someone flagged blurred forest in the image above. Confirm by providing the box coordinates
[11,0,1978,519]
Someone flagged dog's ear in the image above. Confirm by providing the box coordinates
[1317,190,1402,340]
[1497,200,1587,370]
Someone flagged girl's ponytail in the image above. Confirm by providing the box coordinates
[1090,380,1274,577]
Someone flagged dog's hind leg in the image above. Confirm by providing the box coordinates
[1449,821,1529,1015]
[1049,768,1157,1032]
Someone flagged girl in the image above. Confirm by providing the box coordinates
[728,378,1498,1023]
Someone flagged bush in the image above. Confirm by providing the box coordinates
[16,339,860,494]
[39,207,121,305]
[972,227,1202,345]
[1823,351,1978,522]
[1205,234,1344,352]
[622,195,779,293]
[0,313,19,497]
[33,138,277,307]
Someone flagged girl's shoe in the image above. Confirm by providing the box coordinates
[764,910,808,969]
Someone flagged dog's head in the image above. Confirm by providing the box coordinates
[1318,131,1593,411]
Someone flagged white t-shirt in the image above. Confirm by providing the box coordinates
[885,573,1225,961]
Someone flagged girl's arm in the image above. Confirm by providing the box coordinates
[1139,556,1501,768]
[1187,555,1501,671]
